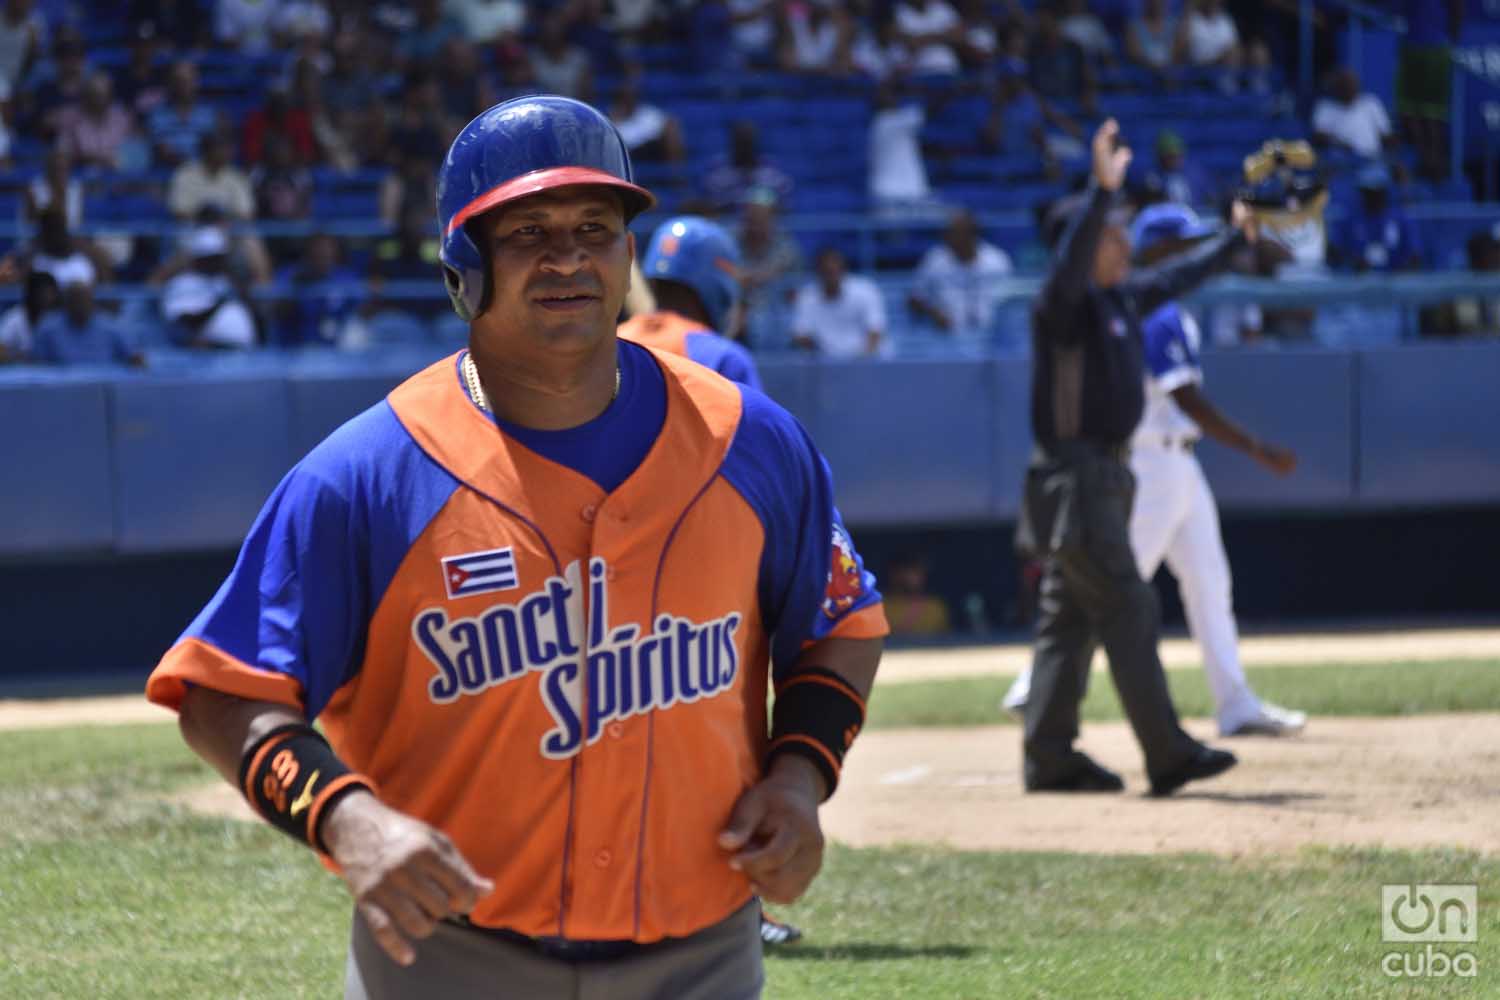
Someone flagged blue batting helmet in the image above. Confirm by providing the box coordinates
[436,95,656,320]
[1130,203,1215,258]
[641,216,742,333]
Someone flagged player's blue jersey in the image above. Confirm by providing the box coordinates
[1134,302,1204,444]
[1141,302,1203,392]
[618,310,762,390]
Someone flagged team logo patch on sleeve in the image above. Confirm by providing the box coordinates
[442,546,520,599]
[822,524,865,619]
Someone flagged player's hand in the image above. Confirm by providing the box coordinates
[1091,119,1132,192]
[322,792,494,968]
[717,756,826,905]
[1231,200,1259,244]
[1253,441,1297,476]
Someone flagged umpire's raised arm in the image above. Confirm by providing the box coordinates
[1033,120,1133,342]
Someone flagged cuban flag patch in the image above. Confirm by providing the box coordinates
[442,546,519,599]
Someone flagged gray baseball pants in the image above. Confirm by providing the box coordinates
[344,898,763,1000]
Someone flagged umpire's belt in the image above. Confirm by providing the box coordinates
[447,917,654,962]
[1034,439,1130,465]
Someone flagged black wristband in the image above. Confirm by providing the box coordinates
[766,667,867,800]
[239,723,374,852]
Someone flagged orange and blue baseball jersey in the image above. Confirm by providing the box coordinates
[618,310,761,390]
[146,340,885,944]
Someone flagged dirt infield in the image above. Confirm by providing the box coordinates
[824,714,1500,856]
[6,626,1500,857]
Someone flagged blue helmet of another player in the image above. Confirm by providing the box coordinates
[642,216,742,333]
[1130,203,1215,260]
[436,95,656,321]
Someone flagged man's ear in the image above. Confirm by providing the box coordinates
[627,230,636,262]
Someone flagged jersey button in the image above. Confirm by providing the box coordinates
[594,849,612,868]
[607,721,624,740]
[580,504,597,523]
[605,566,618,582]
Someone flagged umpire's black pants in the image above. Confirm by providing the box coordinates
[1017,441,1202,786]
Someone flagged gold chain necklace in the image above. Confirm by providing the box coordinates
[462,352,620,414]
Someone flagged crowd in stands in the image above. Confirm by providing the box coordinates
[0,0,1492,368]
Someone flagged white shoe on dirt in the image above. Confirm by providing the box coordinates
[1221,702,1307,738]
[1000,682,1028,720]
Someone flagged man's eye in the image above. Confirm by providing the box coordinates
[512,225,542,237]
[580,223,607,234]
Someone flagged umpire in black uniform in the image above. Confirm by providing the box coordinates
[1019,120,1258,796]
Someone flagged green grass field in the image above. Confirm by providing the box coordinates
[2,658,1496,998]
[867,658,1500,730]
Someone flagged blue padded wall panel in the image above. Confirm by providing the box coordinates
[990,358,1032,520]
[0,382,114,556]
[1358,343,1500,506]
[1196,350,1356,510]
[112,378,295,553]
[810,359,993,525]
[756,358,818,430]
[288,371,409,461]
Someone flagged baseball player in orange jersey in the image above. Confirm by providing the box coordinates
[145,95,887,999]
[620,215,762,390]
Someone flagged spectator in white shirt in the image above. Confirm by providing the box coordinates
[869,81,939,214]
[792,247,888,359]
[780,1,853,74]
[216,0,282,55]
[156,224,258,349]
[908,209,1014,341]
[444,0,527,42]
[0,0,47,102]
[1173,0,1269,92]
[168,131,256,222]
[609,76,684,163]
[727,0,777,65]
[894,0,963,75]
[1312,66,1395,160]
[1059,0,1116,66]
[1176,0,1238,65]
[0,268,59,362]
[1127,0,1177,73]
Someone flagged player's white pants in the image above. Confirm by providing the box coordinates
[1005,443,1263,733]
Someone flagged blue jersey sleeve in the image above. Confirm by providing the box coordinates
[1141,303,1201,390]
[177,402,459,717]
[684,331,764,391]
[720,386,882,680]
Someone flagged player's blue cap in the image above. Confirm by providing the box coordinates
[1130,203,1215,257]
[436,95,656,320]
[642,216,742,334]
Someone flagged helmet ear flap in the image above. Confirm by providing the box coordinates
[440,222,488,321]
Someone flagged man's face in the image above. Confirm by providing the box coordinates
[947,215,978,260]
[203,136,228,170]
[1335,70,1359,104]
[62,283,92,325]
[170,63,197,103]
[816,250,845,292]
[83,74,110,112]
[1093,224,1131,287]
[743,202,773,240]
[472,186,634,353]
[306,235,339,276]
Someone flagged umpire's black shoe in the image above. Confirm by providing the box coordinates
[1025,754,1125,793]
[1149,746,1238,797]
